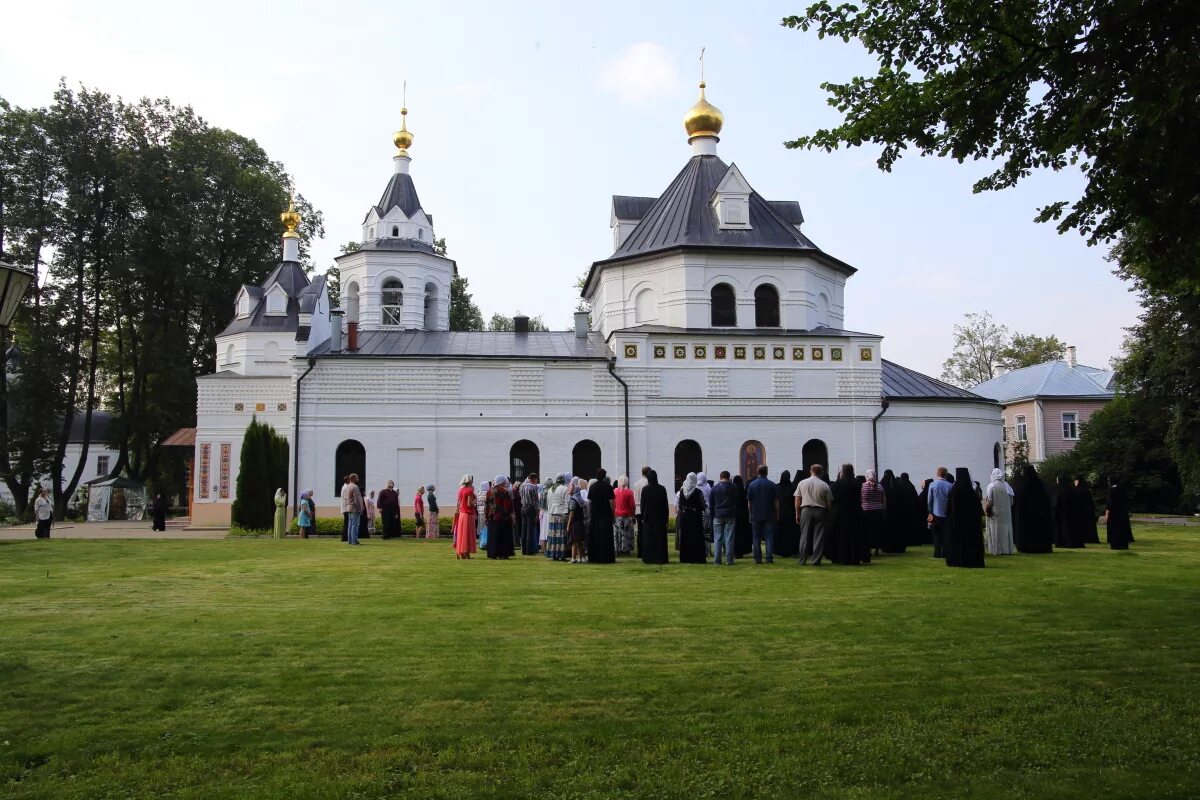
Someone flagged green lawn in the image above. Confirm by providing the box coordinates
[1,527,1198,799]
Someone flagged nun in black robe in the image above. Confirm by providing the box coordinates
[773,471,799,557]
[1105,482,1133,550]
[881,469,907,553]
[830,465,866,564]
[1074,477,1101,544]
[945,467,985,567]
[640,470,670,564]
[1013,465,1054,553]
[898,473,920,547]
[914,478,934,546]
[587,472,617,564]
[732,475,752,557]
[1052,475,1084,548]
[677,475,708,563]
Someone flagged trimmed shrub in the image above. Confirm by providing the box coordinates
[231,416,289,531]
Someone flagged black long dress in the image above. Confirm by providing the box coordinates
[1052,475,1083,548]
[1075,479,1101,544]
[640,472,670,564]
[732,476,752,557]
[945,468,985,568]
[151,495,168,531]
[587,478,617,564]
[1105,483,1133,550]
[914,478,934,546]
[830,477,865,565]
[1014,466,1054,553]
[485,486,515,559]
[880,471,906,553]
[773,471,799,557]
[677,488,708,563]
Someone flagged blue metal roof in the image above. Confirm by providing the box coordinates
[971,361,1116,403]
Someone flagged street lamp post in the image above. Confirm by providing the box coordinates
[0,261,36,369]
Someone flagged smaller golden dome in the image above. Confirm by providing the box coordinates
[683,81,723,141]
[393,107,414,155]
[280,192,301,239]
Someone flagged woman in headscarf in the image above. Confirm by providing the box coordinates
[773,470,799,558]
[732,474,752,558]
[1052,475,1081,548]
[298,489,315,539]
[860,469,886,557]
[567,479,589,563]
[538,478,551,551]
[545,474,569,561]
[1104,481,1133,550]
[830,464,865,565]
[378,481,401,539]
[946,467,985,567]
[696,471,714,555]
[984,468,1015,555]
[364,489,377,539]
[585,469,617,563]
[677,472,708,563]
[613,475,636,556]
[915,478,934,546]
[1073,476,1100,544]
[272,488,287,539]
[452,475,478,559]
[476,480,491,549]
[640,469,670,564]
[1013,465,1054,553]
[486,475,516,560]
[880,469,906,553]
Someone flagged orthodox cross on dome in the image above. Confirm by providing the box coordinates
[394,81,414,158]
[684,48,723,154]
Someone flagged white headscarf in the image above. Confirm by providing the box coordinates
[987,468,1014,497]
[696,472,712,503]
[681,472,699,499]
[459,474,473,487]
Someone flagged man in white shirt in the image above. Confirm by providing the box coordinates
[33,487,53,539]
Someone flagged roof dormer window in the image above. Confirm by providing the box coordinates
[711,163,753,231]
[236,291,251,319]
[265,287,287,316]
[391,225,399,237]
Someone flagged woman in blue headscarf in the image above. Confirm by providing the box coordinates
[486,475,515,559]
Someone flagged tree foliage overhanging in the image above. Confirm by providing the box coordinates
[784,1,1200,493]
[0,83,322,514]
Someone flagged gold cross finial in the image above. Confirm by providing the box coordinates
[699,47,705,85]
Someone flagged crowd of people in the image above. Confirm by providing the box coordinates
[319,461,1135,566]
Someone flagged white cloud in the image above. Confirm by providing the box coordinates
[596,42,680,105]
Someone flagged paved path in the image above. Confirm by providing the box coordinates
[0,519,226,540]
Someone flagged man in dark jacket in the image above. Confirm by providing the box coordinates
[746,465,778,564]
[710,471,737,565]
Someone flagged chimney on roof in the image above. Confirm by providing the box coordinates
[574,311,589,339]
[330,309,344,353]
[1066,345,1077,367]
[514,315,529,334]
[347,320,359,352]
[992,364,1009,378]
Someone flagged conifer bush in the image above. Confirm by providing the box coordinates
[231,417,289,530]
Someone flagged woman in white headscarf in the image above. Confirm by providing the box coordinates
[695,471,713,555]
[677,472,707,563]
[272,488,287,539]
[984,467,1015,555]
[453,474,478,559]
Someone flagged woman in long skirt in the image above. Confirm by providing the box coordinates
[830,465,865,564]
[732,475,752,557]
[1074,477,1101,544]
[946,467,986,567]
[1105,482,1133,550]
[539,479,551,551]
[773,471,799,557]
[613,475,636,555]
[486,475,515,560]
[272,488,287,539]
[984,468,1015,554]
[640,470,670,564]
[545,476,568,561]
[567,480,589,563]
[860,470,886,557]
[677,473,708,563]
[452,474,478,559]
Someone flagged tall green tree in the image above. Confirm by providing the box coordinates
[449,274,484,332]
[1000,333,1067,370]
[231,416,288,530]
[941,311,1009,387]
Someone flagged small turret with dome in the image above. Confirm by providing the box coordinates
[393,107,414,157]
[684,82,724,141]
[281,192,301,261]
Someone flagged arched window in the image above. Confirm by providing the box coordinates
[369,226,376,239]
[674,439,703,493]
[754,284,780,327]
[634,288,656,323]
[739,440,765,482]
[261,341,279,362]
[346,281,360,323]
[381,279,403,326]
[423,282,437,330]
[710,283,736,327]
[993,442,1002,469]
[817,292,831,328]
[334,440,366,497]
[223,344,235,366]
[418,229,425,240]
[802,439,829,479]
[391,225,399,237]
[510,440,540,482]
[572,439,601,481]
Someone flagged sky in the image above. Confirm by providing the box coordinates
[0,0,1141,378]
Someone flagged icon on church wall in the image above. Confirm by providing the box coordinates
[673,345,687,359]
[255,403,266,412]
[792,347,805,361]
[812,347,824,361]
[653,345,666,359]
[753,346,766,360]
[831,347,843,361]
[739,439,765,482]
[860,347,873,361]
[693,345,707,359]
[624,343,638,359]
[772,346,785,360]
[234,403,244,412]
[733,346,747,360]
[714,345,727,359]
[277,403,288,411]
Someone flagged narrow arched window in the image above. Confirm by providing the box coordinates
[381,279,403,326]
[391,225,399,237]
[710,283,736,327]
[423,282,438,330]
[755,284,780,327]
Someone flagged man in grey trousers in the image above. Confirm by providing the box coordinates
[794,464,834,565]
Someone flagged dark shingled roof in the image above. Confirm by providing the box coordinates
[769,200,804,226]
[612,195,656,220]
[370,172,423,221]
[217,260,321,337]
[882,360,993,403]
[311,330,613,361]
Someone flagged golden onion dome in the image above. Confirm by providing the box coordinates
[683,81,723,141]
[280,193,301,239]
[393,107,414,155]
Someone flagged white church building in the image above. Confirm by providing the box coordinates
[190,86,1002,526]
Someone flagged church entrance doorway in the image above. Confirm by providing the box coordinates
[739,440,765,482]
[673,440,703,493]
[510,440,540,482]
[802,439,829,478]
[335,439,367,496]
[572,440,601,481]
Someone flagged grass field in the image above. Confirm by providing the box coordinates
[1,526,1198,799]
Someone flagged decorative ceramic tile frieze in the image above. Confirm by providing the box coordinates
[199,444,211,499]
